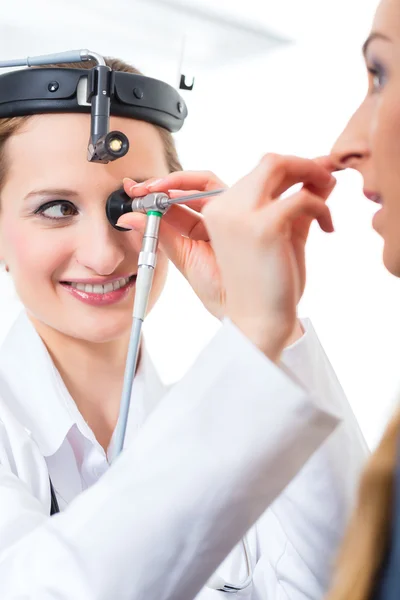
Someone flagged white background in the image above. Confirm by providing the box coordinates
[0,0,395,449]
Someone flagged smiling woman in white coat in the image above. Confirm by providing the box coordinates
[0,56,367,600]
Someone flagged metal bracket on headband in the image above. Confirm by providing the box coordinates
[0,49,189,163]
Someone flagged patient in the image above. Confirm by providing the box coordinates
[319,0,400,598]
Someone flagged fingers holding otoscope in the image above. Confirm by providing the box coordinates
[114,155,342,240]
[123,170,227,209]
[116,171,227,240]
[114,155,337,257]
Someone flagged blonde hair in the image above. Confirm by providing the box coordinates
[0,56,182,190]
[326,407,400,600]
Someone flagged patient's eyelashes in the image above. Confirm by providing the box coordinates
[367,59,387,93]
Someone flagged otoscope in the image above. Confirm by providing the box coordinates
[106,187,225,459]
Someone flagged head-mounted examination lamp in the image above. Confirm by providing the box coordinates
[0,49,188,163]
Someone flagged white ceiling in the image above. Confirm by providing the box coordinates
[0,0,381,84]
[169,0,380,45]
[0,0,286,83]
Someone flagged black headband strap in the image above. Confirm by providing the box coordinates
[0,67,187,133]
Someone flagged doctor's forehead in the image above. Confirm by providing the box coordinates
[2,113,168,189]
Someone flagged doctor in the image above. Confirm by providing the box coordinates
[0,57,366,599]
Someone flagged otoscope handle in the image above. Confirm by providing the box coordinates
[111,212,163,461]
[133,213,162,320]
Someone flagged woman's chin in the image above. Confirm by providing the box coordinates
[382,244,400,278]
[77,322,132,344]
[54,312,133,344]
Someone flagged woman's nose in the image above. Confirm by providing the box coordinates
[330,104,370,171]
[75,219,126,276]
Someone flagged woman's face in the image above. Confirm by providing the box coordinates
[332,0,400,276]
[0,113,170,343]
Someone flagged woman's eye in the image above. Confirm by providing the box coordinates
[35,201,78,220]
[367,64,386,93]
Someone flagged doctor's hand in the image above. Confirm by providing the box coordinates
[119,155,336,361]
[119,170,229,320]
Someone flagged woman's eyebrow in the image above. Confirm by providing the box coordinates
[23,188,79,201]
[362,32,392,58]
[23,179,152,202]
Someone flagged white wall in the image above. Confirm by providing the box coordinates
[0,0,394,450]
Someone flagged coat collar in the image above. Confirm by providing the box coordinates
[0,310,166,457]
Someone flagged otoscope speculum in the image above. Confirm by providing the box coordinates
[106,189,169,231]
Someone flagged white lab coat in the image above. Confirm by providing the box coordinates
[0,311,367,600]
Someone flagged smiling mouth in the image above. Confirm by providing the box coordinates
[61,275,136,295]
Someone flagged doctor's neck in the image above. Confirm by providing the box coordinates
[31,315,136,452]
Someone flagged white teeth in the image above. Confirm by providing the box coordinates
[69,277,132,294]
[114,278,129,291]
